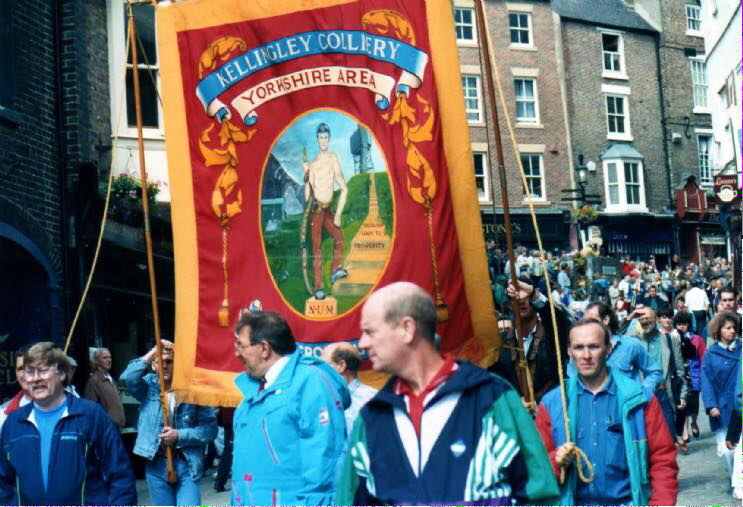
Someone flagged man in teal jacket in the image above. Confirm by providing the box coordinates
[232,311,350,506]
[536,319,678,505]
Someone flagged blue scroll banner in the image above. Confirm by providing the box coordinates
[195,29,429,124]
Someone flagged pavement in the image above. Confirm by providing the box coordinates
[677,409,739,506]
[135,410,738,506]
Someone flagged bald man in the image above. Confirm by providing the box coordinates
[335,282,558,505]
[321,342,377,433]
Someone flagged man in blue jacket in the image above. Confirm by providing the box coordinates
[120,339,217,506]
[232,311,350,506]
[0,342,136,505]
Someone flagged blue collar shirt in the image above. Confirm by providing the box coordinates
[574,375,633,506]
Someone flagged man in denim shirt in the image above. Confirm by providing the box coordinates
[567,302,662,396]
[536,320,678,505]
[121,340,217,506]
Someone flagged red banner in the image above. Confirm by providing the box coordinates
[158,0,499,405]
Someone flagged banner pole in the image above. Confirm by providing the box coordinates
[474,0,536,411]
[127,1,177,484]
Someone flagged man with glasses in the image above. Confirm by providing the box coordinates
[0,346,33,430]
[0,342,136,505]
[231,310,350,505]
[121,339,217,506]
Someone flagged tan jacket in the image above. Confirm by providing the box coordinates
[84,370,126,428]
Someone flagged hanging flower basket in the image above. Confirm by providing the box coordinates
[572,204,598,224]
[109,173,162,224]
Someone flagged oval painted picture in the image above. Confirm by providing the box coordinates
[260,109,394,319]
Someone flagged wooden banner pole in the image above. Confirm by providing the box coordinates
[474,0,536,410]
[127,2,177,484]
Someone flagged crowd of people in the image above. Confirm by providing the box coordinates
[0,250,739,506]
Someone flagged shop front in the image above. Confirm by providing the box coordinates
[601,214,675,267]
[480,208,572,253]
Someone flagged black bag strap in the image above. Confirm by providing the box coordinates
[664,333,678,378]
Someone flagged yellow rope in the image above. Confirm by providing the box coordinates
[63,14,132,354]
[478,1,593,484]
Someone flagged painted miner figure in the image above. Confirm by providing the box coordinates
[304,122,348,300]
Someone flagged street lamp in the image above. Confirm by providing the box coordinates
[576,154,588,191]
[560,154,603,249]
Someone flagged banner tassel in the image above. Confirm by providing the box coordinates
[218,223,230,327]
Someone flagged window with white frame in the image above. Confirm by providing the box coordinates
[726,72,738,106]
[462,75,482,123]
[520,153,544,200]
[109,0,163,136]
[454,8,476,43]
[603,159,647,211]
[473,152,489,201]
[514,78,539,124]
[509,12,532,46]
[690,59,708,109]
[601,33,624,75]
[126,4,159,128]
[605,95,630,139]
[624,162,641,205]
[719,83,730,109]
[697,135,712,186]
[686,2,701,33]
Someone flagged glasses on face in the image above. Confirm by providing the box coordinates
[23,366,56,379]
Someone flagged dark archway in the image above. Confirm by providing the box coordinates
[0,227,61,401]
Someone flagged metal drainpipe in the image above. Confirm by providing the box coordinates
[655,37,679,260]
[52,0,70,343]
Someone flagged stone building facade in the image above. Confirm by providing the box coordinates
[553,0,674,262]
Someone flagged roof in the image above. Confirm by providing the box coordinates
[601,143,644,160]
[552,0,658,33]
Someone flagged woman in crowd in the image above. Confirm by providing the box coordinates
[701,311,741,484]
[673,311,706,442]
[658,305,690,453]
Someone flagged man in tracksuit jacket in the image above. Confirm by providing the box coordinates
[0,342,136,505]
[535,320,678,505]
[335,282,559,505]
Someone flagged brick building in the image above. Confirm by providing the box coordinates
[454,0,574,252]
[0,0,66,399]
[631,0,722,265]
[553,0,675,263]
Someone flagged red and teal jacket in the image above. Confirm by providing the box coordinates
[334,361,559,505]
[535,367,678,506]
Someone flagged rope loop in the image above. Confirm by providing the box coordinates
[573,445,595,483]
[559,444,594,485]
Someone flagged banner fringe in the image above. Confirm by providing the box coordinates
[174,388,241,408]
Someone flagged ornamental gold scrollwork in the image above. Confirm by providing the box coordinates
[197,36,256,327]
[362,10,447,322]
